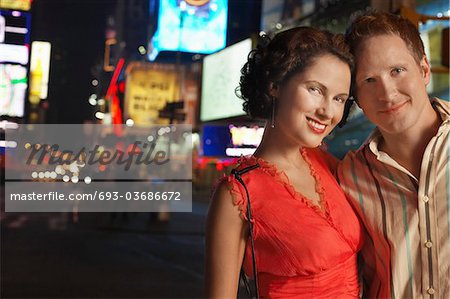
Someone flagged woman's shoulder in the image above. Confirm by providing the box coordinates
[212,155,274,219]
[212,159,258,221]
[225,155,273,182]
[209,176,248,222]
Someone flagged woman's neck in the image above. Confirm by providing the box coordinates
[253,124,305,169]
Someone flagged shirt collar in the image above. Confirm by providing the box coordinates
[365,98,449,179]
[367,98,450,154]
[431,97,450,123]
[367,129,383,158]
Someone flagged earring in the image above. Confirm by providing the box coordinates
[271,97,276,128]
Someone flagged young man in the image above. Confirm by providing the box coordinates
[337,12,450,298]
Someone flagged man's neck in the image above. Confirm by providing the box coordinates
[379,108,441,179]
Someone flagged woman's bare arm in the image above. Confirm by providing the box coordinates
[205,181,248,298]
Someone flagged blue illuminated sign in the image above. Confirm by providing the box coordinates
[148,0,227,60]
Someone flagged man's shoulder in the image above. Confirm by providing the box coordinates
[336,142,384,185]
[433,97,450,110]
[339,144,370,168]
[433,98,450,124]
[338,127,383,169]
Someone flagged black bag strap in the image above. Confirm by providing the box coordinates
[231,163,260,299]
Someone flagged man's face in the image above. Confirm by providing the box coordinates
[354,34,431,136]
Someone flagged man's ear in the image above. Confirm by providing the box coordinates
[349,93,361,109]
[353,96,361,108]
[420,55,431,86]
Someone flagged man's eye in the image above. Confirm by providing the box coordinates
[364,77,375,83]
[334,96,347,104]
[392,67,405,75]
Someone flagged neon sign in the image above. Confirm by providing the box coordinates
[148,0,227,60]
[229,125,264,147]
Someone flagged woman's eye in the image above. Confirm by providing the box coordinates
[309,86,322,94]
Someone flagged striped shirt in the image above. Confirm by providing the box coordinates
[337,98,450,299]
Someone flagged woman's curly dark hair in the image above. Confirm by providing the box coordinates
[236,26,354,127]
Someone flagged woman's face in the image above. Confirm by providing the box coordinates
[272,54,351,148]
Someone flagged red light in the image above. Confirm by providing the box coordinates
[118,81,125,93]
[198,158,207,170]
[105,58,125,126]
[105,58,125,132]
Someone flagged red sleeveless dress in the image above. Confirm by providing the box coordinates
[223,148,363,298]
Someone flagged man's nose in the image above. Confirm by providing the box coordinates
[377,78,397,102]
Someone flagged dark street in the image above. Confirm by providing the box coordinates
[1,194,208,299]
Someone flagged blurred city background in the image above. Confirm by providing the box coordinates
[0,0,449,298]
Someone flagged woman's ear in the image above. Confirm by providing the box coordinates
[269,82,279,98]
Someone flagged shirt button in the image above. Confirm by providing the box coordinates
[425,241,433,248]
[427,287,435,295]
[423,196,429,203]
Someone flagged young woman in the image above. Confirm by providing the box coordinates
[205,27,363,298]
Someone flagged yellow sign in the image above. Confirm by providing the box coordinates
[0,0,32,11]
[29,41,51,104]
[125,63,179,125]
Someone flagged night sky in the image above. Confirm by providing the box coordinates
[31,0,117,123]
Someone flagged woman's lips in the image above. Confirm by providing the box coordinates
[307,118,326,134]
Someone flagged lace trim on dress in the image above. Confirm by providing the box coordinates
[301,149,355,248]
[216,175,250,221]
[299,148,329,217]
[235,150,330,218]
[235,149,349,233]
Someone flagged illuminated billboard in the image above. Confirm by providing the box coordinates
[124,63,180,125]
[202,124,264,157]
[202,125,231,157]
[0,9,31,45]
[0,64,27,117]
[0,0,32,11]
[29,41,52,103]
[0,44,28,65]
[148,0,227,60]
[0,9,31,117]
[200,37,251,121]
[0,9,31,65]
